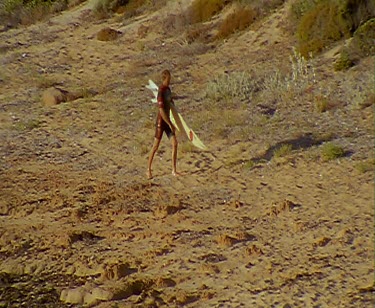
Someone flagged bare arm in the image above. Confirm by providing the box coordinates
[159,107,175,132]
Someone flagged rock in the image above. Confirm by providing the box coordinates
[73,261,102,277]
[0,200,9,215]
[138,25,149,38]
[97,28,121,41]
[42,87,85,106]
[42,87,67,106]
[60,278,153,306]
[84,287,113,306]
[60,286,86,305]
[154,204,181,219]
[0,259,25,275]
[100,261,135,281]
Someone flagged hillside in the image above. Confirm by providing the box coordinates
[0,0,374,307]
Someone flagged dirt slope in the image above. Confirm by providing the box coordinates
[0,0,374,307]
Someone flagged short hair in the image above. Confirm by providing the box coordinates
[161,69,171,81]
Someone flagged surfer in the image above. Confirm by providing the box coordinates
[147,69,179,179]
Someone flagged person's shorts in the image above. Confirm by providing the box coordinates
[155,118,174,139]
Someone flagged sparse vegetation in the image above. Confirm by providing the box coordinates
[188,0,226,24]
[243,160,255,170]
[205,70,260,101]
[14,118,41,131]
[355,160,375,174]
[321,143,345,161]
[93,0,166,19]
[0,0,87,27]
[314,94,329,112]
[260,48,316,103]
[273,144,293,158]
[334,49,355,71]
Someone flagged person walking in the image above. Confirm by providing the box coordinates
[147,70,179,179]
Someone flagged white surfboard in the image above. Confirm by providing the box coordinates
[146,80,207,150]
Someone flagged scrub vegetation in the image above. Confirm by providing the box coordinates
[290,0,375,57]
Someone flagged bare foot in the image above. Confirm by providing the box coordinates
[172,171,181,177]
[147,170,153,179]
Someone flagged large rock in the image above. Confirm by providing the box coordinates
[97,28,121,41]
[60,283,113,306]
[42,87,67,106]
[42,87,86,106]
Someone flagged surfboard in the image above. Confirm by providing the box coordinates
[146,79,207,150]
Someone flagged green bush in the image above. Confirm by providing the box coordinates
[321,143,345,161]
[351,18,375,57]
[334,49,355,71]
[291,0,375,57]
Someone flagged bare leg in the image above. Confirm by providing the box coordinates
[147,138,161,179]
[171,135,180,176]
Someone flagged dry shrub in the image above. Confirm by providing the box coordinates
[296,1,349,56]
[188,0,226,23]
[314,94,330,112]
[260,48,316,104]
[216,4,256,39]
[205,70,261,101]
[184,23,208,43]
[93,0,158,19]
[0,0,69,27]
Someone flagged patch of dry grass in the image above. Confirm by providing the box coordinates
[273,144,293,158]
[0,0,72,27]
[260,48,316,105]
[188,0,226,24]
[216,4,256,39]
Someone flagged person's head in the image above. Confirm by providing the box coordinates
[161,69,171,86]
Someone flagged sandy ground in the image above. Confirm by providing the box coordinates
[0,0,374,307]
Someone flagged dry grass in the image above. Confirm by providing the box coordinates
[93,0,164,20]
[216,4,256,39]
[273,144,293,158]
[355,159,375,174]
[260,48,316,105]
[314,94,330,113]
[0,0,71,26]
[205,70,261,101]
[188,0,226,24]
